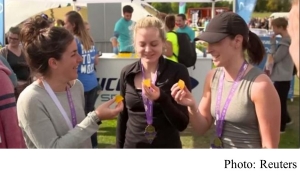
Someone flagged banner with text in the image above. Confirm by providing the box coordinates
[0,0,4,47]
[235,0,257,24]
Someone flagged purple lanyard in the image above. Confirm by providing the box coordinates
[215,62,248,137]
[141,66,157,125]
[66,87,77,128]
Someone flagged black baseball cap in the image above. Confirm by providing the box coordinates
[199,12,249,43]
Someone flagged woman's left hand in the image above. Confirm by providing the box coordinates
[142,83,160,101]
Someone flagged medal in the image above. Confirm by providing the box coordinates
[211,137,223,148]
[144,125,157,143]
[141,65,158,144]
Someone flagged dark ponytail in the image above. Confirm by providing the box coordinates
[245,31,265,65]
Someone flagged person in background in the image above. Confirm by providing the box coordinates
[84,21,90,31]
[112,5,135,53]
[116,17,191,148]
[0,60,26,148]
[203,17,210,31]
[17,15,123,148]
[268,18,294,133]
[84,21,102,98]
[55,19,65,27]
[164,14,179,63]
[171,12,280,148]
[110,37,119,55]
[0,55,18,88]
[176,14,195,42]
[0,27,31,99]
[64,11,100,148]
[287,0,299,77]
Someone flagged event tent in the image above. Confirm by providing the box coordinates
[5,0,224,32]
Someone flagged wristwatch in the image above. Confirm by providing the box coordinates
[88,111,102,125]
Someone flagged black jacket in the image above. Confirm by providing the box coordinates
[116,56,191,148]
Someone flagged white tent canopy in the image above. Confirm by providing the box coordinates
[5,1,71,32]
[5,0,224,32]
[8,0,220,2]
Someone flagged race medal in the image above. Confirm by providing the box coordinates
[144,125,157,143]
[211,137,223,148]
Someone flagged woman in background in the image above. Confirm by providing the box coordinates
[268,17,294,133]
[0,27,30,99]
[64,11,100,148]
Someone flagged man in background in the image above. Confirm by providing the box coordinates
[287,0,299,77]
[176,14,195,42]
[111,5,135,54]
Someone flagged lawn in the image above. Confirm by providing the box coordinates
[252,12,272,18]
[96,78,299,148]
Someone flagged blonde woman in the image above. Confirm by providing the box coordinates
[116,17,191,148]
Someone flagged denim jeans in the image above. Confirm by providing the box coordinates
[84,86,99,148]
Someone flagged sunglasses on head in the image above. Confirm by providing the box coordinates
[41,14,49,20]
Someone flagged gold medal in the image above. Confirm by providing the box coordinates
[144,125,156,143]
[145,125,155,133]
[212,137,223,148]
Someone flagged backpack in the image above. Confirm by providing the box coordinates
[170,31,197,68]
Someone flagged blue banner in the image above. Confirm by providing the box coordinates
[288,77,295,99]
[179,2,186,14]
[235,0,257,24]
[0,0,4,47]
[257,36,281,70]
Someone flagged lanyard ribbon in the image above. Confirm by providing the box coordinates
[42,80,77,129]
[141,66,157,126]
[215,62,248,138]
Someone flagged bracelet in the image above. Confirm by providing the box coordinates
[88,111,102,125]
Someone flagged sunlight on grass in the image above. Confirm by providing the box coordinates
[252,12,272,18]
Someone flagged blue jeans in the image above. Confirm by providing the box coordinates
[84,86,99,148]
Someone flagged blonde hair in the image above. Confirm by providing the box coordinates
[133,17,166,44]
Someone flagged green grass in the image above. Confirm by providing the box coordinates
[252,12,272,18]
[96,78,299,148]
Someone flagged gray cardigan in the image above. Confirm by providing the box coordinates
[17,80,99,148]
[270,36,294,81]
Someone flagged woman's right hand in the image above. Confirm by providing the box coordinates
[95,97,124,120]
[171,83,196,107]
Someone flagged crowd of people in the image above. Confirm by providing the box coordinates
[0,0,299,149]
[249,17,272,30]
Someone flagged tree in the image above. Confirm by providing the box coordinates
[255,0,268,12]
[266,0,280,12]
[170,2,179,13]
[151,3,173,13]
